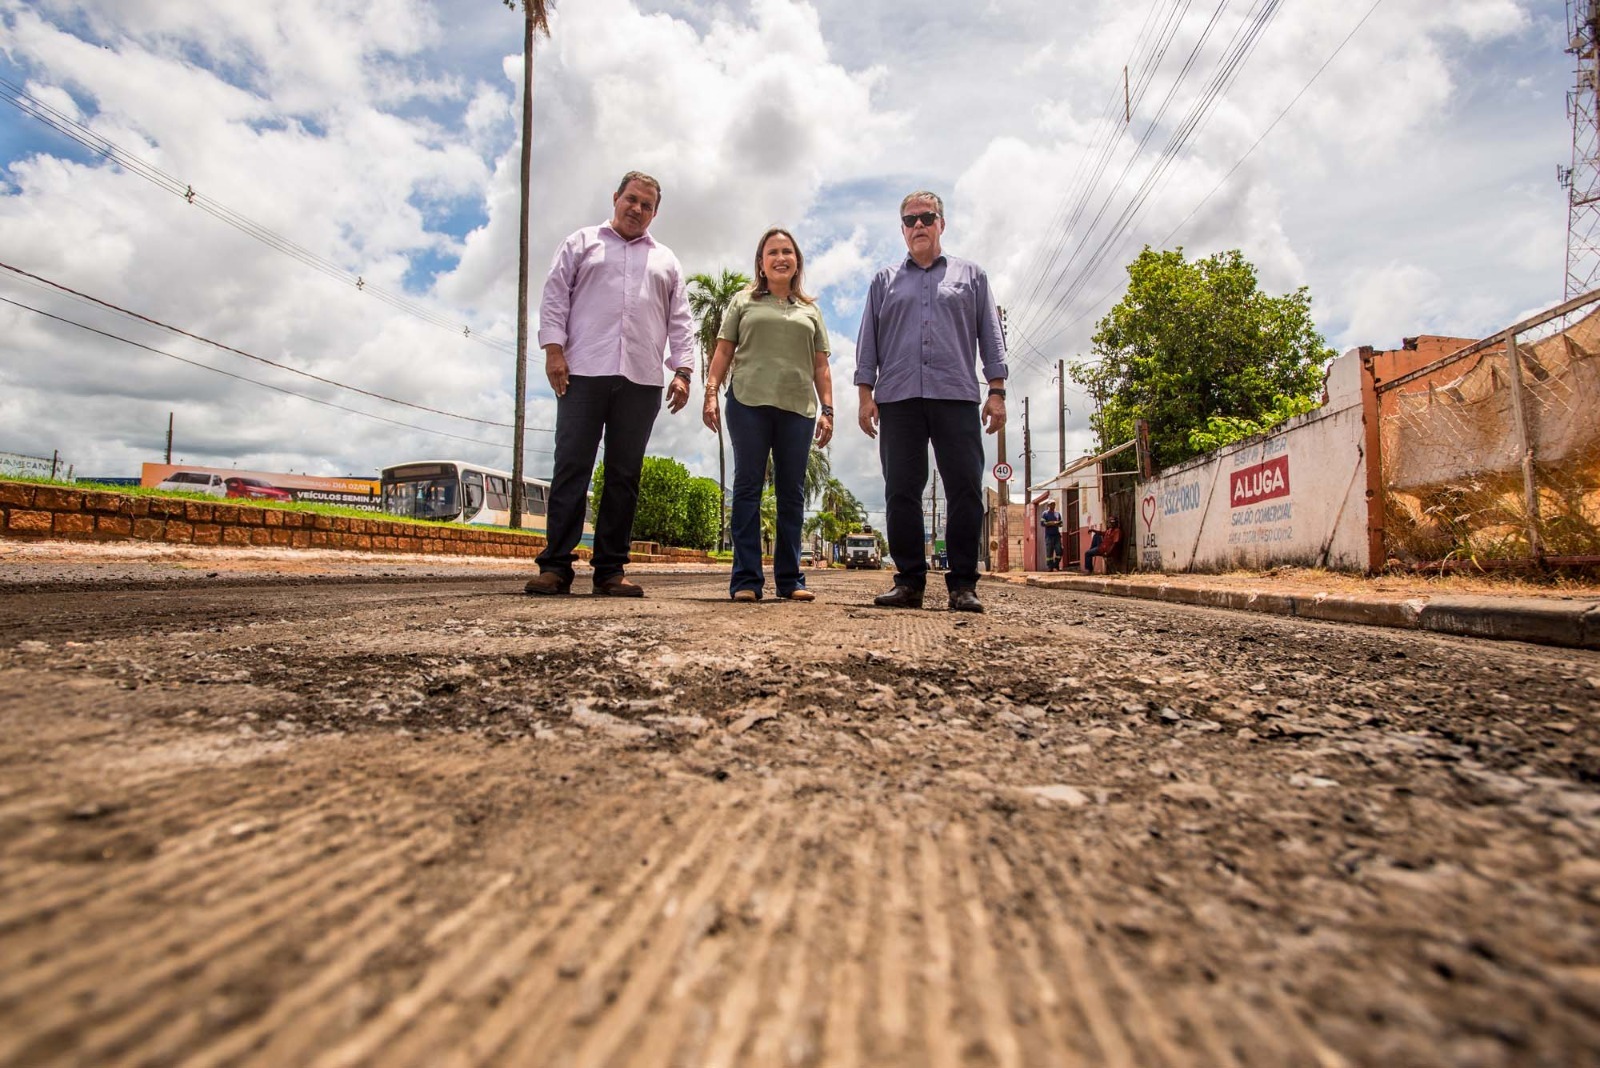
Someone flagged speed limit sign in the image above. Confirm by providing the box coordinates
[992,462,1013,482]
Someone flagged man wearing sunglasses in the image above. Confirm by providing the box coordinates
[855,191,1008,613]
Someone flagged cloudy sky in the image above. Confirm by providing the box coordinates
[0,0,1574,523]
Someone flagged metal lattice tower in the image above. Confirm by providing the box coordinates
[1562,0,1600,298]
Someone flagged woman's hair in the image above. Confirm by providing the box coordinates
[750,227,814,304]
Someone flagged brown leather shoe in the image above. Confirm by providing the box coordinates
[593,576,645,597]
[779,589,815,602]
[523,573,571,595]
[873,585,923,609]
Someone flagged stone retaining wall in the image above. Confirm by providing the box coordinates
[0,480,546,558]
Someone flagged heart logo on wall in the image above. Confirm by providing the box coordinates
[1141,495,1156,527]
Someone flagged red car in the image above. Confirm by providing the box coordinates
[224,477,293,502]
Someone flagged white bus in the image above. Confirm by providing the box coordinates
[380,460,582,539]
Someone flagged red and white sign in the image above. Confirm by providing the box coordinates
[1230,456,1290,507]
[992,462,1013,482]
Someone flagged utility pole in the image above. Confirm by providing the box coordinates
[1057,358,1067,473]
[996,306,1010,572]
[1022,396,1032,503]
[1562,0,1600,297]
[165,412,173,464]
[509,4,537,529]
[930,468,940,565]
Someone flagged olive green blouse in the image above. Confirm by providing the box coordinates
[717,290,830,418]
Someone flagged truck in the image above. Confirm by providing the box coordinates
[843,533,882,570]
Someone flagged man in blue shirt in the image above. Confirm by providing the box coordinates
[1041,498,1063,570]
[855,191,1008,612]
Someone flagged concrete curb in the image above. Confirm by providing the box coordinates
[1005,574,1600,651]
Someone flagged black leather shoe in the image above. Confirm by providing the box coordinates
[873,585,923,609]
[948,588,984,613]
[524,573,572,595]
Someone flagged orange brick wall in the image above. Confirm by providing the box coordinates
[0,480,549,559]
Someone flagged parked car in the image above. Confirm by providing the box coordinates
[224,477,293,502]
[154,470,226,497]
[843,533,881,569]
[800,550,816,568]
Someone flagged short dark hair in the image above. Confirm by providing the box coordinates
[616,170,662,205]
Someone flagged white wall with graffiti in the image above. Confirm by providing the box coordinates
[1134,350,1373,572]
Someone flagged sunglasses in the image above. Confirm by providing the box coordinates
[901,211,941,228]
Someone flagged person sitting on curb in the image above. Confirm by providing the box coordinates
[1083,517,1122,573]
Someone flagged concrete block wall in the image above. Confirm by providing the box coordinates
[0,480,546,559]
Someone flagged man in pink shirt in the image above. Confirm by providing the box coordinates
[524,171,695,597]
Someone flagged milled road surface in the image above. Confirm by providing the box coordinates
[2,562,1599,1067]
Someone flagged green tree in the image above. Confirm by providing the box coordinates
[680,476,721,550]
[687,269,751,545]
[803,445,831,507]
[591,456,718,549]
[760,484,777,554]
[802,476,869,561]
[505,0,553,528]
[1069,246,1333,471]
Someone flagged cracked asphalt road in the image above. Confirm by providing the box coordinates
[1,561,1598,1067]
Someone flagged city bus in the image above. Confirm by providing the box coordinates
[379,460,580,537]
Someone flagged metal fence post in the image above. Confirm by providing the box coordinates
[1501,328,1543,562]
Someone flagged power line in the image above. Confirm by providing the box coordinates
[1011,0,1386,363]
[0,75,517,357]
[0,260,546,432]
[1013,0,1286,363]
[1010,0,1192,317]
[0,295,550,459]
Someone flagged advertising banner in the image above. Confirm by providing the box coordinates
[140,463,380,511]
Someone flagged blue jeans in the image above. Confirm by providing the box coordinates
[725,391,814,598]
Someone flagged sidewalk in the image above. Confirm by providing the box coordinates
[990,566,1600,651]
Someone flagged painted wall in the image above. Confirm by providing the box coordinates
[1133,350,1374,572]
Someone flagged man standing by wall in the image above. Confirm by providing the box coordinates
[1040,498,1063,571]
[524,171,694,598]
[855,191,1008,613]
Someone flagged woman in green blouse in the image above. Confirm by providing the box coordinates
[702,227,834,601]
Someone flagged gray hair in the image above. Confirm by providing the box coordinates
[899,190,944,216]
[616,170,662,204]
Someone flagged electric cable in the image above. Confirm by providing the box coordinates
[0,260,545,432]
[0,75,517,357]
[0,295,550,459]
[1011,0,1385,363]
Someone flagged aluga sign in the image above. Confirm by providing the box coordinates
[1230,456,1290,507]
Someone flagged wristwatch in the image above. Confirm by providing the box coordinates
[673,367,693,382]
[987,387,1007,399]
[820,404,834,417]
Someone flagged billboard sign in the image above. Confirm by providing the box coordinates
[140,463,380,511]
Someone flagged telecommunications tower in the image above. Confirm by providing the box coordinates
[1561,0,1600,298]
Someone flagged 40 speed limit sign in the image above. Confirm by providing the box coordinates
[992,462,1013,482]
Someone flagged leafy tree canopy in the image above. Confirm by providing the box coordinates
[1069,246,1334,471]
[591,457,720,550]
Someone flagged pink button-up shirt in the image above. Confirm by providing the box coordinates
[536,222,695,388]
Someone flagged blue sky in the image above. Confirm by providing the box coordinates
[0,0,1575,522]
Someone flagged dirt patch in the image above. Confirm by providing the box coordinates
[1,568,1597,1065]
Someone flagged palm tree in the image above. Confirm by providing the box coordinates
[507,0,552,529]
[804,445,831,507]
[687,269,750,546]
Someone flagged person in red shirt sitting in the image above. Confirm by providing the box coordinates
[1083,517,1123,572]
